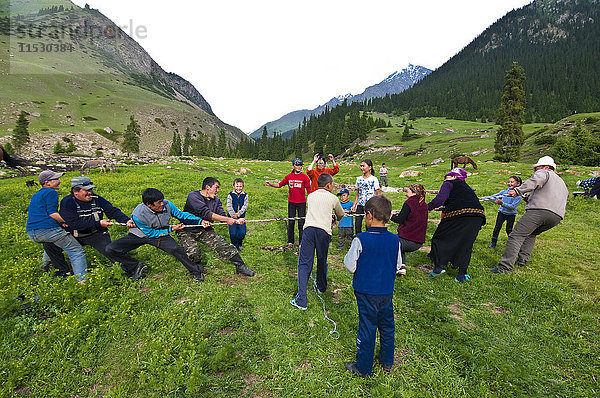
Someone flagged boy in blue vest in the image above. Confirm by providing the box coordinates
[344,195,401,377]
[106,188,210,283]
[336,188,354,250]
[226,178,248,250]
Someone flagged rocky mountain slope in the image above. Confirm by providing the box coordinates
[0,0,247,156]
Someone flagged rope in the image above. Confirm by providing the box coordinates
[479,194,511,202]
[111,214,368,228]
[311,274,339,340]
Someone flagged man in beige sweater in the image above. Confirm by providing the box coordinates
[290,173,346,310]
[491,156,568,273]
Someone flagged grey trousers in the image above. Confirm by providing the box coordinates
[498,209,562,272]
[398,237,422,264]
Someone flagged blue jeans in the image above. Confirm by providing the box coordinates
[355,291,395,375]
[28,227,87,281]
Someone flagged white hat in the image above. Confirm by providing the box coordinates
[532,156,557,170]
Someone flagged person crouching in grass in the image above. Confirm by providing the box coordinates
[290,173,346,310]
[344,195,401,377]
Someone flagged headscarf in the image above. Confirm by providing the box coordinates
[408,183,426,203]
[446,168,467,181]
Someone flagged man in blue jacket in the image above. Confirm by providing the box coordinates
[43,176,147,280]
[26,170,87,281]
[106,188,209,283]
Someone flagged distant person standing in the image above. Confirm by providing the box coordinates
[491,156,568,274]
[479,176,522,248]
[266,158,311,246]
[307,153,339,193]
[227,178,248,251]
[351,159,381,234]
[336,188,354,251]
[379,163,389,187]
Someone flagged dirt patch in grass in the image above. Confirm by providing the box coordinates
[418,245,431,253]
[151,272,166,280]
[175,296,189,304]
[14,387,31,396]
[295,360,313,372]
[218,327,234,334]
[417,263,433,273]
[136,286,150,294]
[243,373,271,397]
[427,219,441,225]
[394,347,412,365]
[219,273,260,286]
[482,302,508,314]
[448,302,474,328]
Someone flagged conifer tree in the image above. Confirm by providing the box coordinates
[121,115,141,154]
[182,127,192,155]
[12,111,30,150]
[258,126,269,160]
[494,62,526,162]
[217,129,227,156]
[169,130,182,156]
[208,135,216,157]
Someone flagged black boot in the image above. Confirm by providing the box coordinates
[193,263,205,282]
[230,254,255,277]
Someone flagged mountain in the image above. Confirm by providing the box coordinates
[0,0,248,155]
[366,0,600,123]
[249,64,431,139]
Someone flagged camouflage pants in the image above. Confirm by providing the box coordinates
[176,227,238,264]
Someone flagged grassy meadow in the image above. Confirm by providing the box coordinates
[1,122,600,397]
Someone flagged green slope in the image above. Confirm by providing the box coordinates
[0,1,246,154]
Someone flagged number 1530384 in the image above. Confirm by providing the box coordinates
[17,42,75,52]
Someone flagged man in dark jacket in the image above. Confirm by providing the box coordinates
[177,177,255,280]
[46,176,147,280]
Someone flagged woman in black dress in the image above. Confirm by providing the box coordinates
[427,168,486,282]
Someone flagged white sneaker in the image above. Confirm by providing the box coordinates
[396,264,407,276]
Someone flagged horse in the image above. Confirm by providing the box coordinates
[0,145,25,169]
[451,156,477,170]
[81,159,117,174]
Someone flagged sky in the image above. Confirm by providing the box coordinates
[71,0,532,134]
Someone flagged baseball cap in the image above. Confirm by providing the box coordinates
[292,158,303,166]
[71,176,96,190]
[337,188,350,196]
[38,170,64,185]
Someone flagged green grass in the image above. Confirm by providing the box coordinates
[1,150,599,396]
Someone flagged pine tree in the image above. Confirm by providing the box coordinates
[208,135,217,157]
[217,129,227,156]
[12,111,30,150]
[169,130,182,156]
[182,128,192,155]
[121,115,141,154]
[258,126,269,160]
[494,62,526,162]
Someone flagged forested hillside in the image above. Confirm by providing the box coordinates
[365,0,600,123]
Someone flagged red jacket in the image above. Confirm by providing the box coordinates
[279,172,311,203]
[307,164,340,192]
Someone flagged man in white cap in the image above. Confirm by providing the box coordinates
[491,156,568,273]
[26,170,87,281]
[44,176,147,281]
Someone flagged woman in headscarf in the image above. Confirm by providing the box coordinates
[427,168,486,282]
[390,183,429,276]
